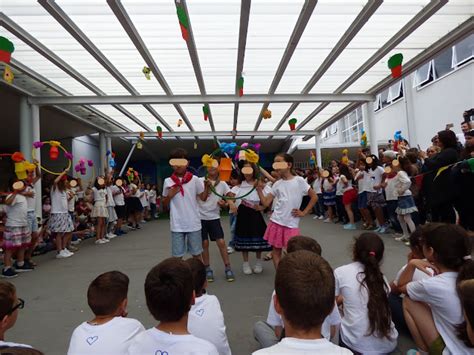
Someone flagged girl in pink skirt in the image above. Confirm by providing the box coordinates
[258,153,318,268]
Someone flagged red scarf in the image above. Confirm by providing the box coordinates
[171,172,193,196]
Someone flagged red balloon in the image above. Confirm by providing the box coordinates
[49,146,59,160]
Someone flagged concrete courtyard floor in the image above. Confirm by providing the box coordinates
[9,216,415,355]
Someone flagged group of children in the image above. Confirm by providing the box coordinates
[1,224,472,354]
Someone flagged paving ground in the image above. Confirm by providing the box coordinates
[8,216,415,355]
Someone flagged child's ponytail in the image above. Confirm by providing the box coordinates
[353,233,393,339]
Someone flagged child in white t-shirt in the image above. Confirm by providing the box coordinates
[397,223,474,355]
[254,236,341,349]
[162,148,205,258]
[198,165,234,282]
[91,177,109,245]
[253,250,351,355]
[227,171,241,254]
[260,153,317,268]
[68,271,144,355]
[334,233,398,354]
[127,258,218,355]
[186,258,231,355]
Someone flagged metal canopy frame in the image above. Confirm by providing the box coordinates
[105,130,317,138]
[0,0,466,142]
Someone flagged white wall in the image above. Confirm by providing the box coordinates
[374,99,408,143]
[71,135,100,185]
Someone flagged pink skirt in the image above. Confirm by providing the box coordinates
[264,221,300,249]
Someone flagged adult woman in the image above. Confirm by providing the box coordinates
[421,130,459,223]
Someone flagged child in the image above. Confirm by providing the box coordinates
[227,170,241,254]
[321,169,337,223]
[49,170,75,259]
[355,158,374,229]
[260,153,317,268]
[23,160,41,269]
[339,164,357,230]
[67,271,144,354]
[0,281,32,348]
[127,258,218,354]
[162,148,204,258]
[148,184,158,219]
[365,155,388,233]
[254,236,341,349]
[229,161,272,275]
[185,258,231,355]
[111,178,127,236]
[334,233,398,353]
[398,223,473,354]
[91,177,109,245]
[334,165,348,224]
[138,183,149,223]
[105,172,118,239]
[393,157,418,244]
[458,279,474,347]
[198,164,234,282]
[311,169,325,220]
[3,182,33,278]
[253,250,351,355]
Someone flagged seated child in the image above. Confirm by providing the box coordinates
[186,258,231,355]
[67,271,144,355]
[127,258,218,354]
[254,236,341,349]
[0,281,32,349]
[253,251,351,354]
[458,278,474,347]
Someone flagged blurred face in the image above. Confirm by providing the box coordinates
[426,146,438,158]
[207,167,219,180]
[332,166,339,175]
[461,122,469,133]
[273,156,290,178]
[229,177,239,187]
[6,293,20,330]
[172,164,187,176]
[243,163,254,181]
[465,134,474,147]
[331,160,338,168]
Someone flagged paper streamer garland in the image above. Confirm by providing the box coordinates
[360,129,367,148]
[32,140,72,175]
[176,4,189,41]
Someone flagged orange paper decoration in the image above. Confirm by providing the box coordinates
[218,157,232,181]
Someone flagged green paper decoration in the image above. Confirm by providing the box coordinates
[0,36,15,64]
[388,53,403,78]
[156,126,162,139]
[176,6,189,41]
[237,76,244,96]
[202,105,209,121]
[288,118,297,131]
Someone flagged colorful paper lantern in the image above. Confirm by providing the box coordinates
[263,109,272,119]
[341,149,349,165]
[176,5,189,41]
[49,147,59,160]
[288,118,297,131]
[388,53,403,78]
[142,66,151,80]
[202,105,209,121]
[219,158,233,182]
[0,36,14,64]
[237,76,244,97]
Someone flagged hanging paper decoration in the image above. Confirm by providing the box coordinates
[341,149,349,165]
[360,129,367,148]
[194,142,197,150]
[11,152,27,180]
[156,126,163,139]
[309,151,316,166]
[109,156,116,169]
[139,131,145,140]
[176,4,189,42]
[393,130,403,151]
[126,168,138,183]
[137,142,143,150]
[177,119,183,127]
[142,66,151,80]
[237,76,244,97]
[0,36,14,63]
[288,118,297,131]
[3,66,14,84]
[49,141,61,160]
[388,53,403,78]
[87,160,94,167]
[33,141,44,149]
[263,109,272,119]
[106,150,111,156]
[220,142,237,155]
[64,152,74,161]
[202,105,209,121]
[75,158,87,176]
[219,158,232,181]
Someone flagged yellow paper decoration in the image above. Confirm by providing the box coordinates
[201,154,218,168]
[3,66,14,84]
[245,150,259,164]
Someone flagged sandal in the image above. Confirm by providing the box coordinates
[263,252,273,261]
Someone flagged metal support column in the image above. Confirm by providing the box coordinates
[119,143,137,177]
[19,97,32,161]
[99,133,107,175]
[31,104,42,219]
[363,101,378,156]
[315,133,322,168]
[106,137,112,172]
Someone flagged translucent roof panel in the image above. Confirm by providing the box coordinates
[91,105,145,132]
[305,102,351,130]
[150,104,191,132]
[121,0,200,95]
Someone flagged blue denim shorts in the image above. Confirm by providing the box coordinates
[27,211,38,233]
[358,191,368,209]
[171,230,203,257]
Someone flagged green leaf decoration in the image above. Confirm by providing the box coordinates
[0,36,14,53]
[388,53,403,69]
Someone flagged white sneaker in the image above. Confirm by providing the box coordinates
[103,238,110,243]
[318,215,325,220]
[140,220,147,224]
[243,262,252,275]
[71,239,81,245]
[324,218,331,223]
[313,216,319,220]
[64,248,74,256]
[253,262,263,274]
[395,235,409,242]
[227,246,235,254]
[106,233,117,239]
[95,239,106,245]
[56,250,69,259]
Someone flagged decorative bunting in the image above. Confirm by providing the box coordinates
[176,5,189,41]
[202,104,209,121]
[237,76,244,97]
[263,109,272,119]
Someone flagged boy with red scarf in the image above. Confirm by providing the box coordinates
[163,148,205,258]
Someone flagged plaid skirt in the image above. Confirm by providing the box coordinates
[48,213,74,233]
[367,191,386,208]
[3,226,31,250]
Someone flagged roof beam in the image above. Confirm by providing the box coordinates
[38,0,174,133]
[29,93,375,106]
[107,0,197,136]
[296,0,448,133]
[178,0,216,134]
[0,13,152,132]
[271,0,383,133]
[105,130,317,138]
[8,59,130,132]
[232,0,252,137]
[252,0,318,136]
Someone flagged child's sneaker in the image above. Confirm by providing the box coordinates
[227,246,234,254]
[64,248,74,256]
[242,262,252,275]
[253,262,263,274]
[206,268,214,282]
[343,223,357,230]
[395,235,409,242]
[378,225,388,234]
[323,218,331,223]
[13,261,34,272]
[106,233,117,239]
[225,268,235,282]
[56,250,70,259]
[1,268,18,278]
[318,215,324,220]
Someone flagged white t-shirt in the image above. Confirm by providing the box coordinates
[395,171,412,197]
[266,291,341,340]
[92,187,107,203]
[252,337,352,355]
[162,175,204,232]
[188,294,231,355]
[356,171,371,194]
[384,176,398,201]
[269,177,310,229]
[106,186,116,207]
[393,263,433,286]
[334,262,398,354]
[5,194,28,227]
[149,190,157,204]
[312,177,322,194]
[25,185,36,212]
[67,188,76,213]
[111,186,125,206]
[407,272,471,355]
[233,180,271,205]
[366,166,385,193]
[0,341,32,348]
[197,179,230,221]
[127,328,218,355]
[67,317,145,355]
[230,185,241,208]
[51,187,68,214]
[339,175,354,194]
[336,177,345,196]
[139,190,149,207]
[322,179,335,192]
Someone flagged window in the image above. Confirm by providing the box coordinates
[341,106,364,143]
[374,80,404,112]
[453,33,474,67]
[433,48,454,79]
[413,61,433,87]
